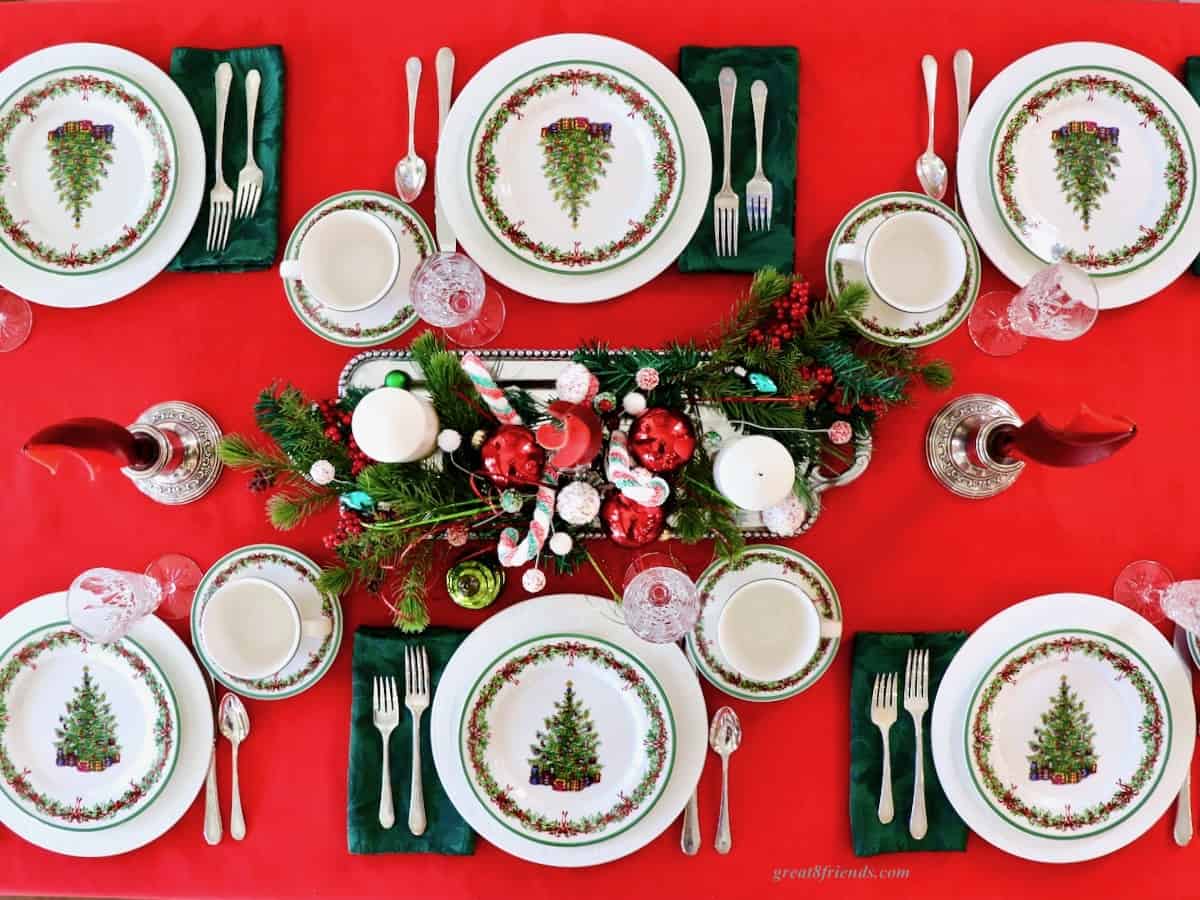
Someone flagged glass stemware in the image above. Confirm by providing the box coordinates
[409,251,505,347]
[0,287,32,352]
[67,554,202,643]
[967,261,1099,357]
[621,552,701,644]
[1112,559,1200,630]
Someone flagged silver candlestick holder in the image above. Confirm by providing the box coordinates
[925,393,1025,499]
[121,401,223,505]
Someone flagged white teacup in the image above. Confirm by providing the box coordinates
[201,577,332,680]
[279,209,400,312]
[717,578,841,682]
[835,210,966,314]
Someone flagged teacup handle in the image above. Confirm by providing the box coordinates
[279,259,302,281]
[808,436,873,494]
[820,617,843,640]
[301,617,332,639]
[833,242,866,265]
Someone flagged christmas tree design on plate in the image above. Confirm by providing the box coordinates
[1051,121,1120,231]
[46,120,115,228]
[540,117,613,229]
[1027,674,1098,785]
[528,680,603,792]
[54,666,121,773]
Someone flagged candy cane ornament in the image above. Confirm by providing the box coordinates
[497,471,558,567]
[461,352,522,426]
[607,430,670,507]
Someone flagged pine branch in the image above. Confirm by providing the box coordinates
[217,434,294,473]
[410,332,490,434]
[255,384,351,471]
[391,542,434,632]
[266,489,337,530]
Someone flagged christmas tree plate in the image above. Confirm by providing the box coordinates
[964,629,1169,840]
[687,546,842,702]
[0,623,179,831]
[191,544,343,700]
[0,44,204,308]
[458,633,674,846]
[989,66,1194,277]
[433,593,707,866]
[932,594,1194,862]
[281,190,434,347]
[0,593,211,856]
[825,192,979,348]
[960,43,1200,309]
[437,34,711,303]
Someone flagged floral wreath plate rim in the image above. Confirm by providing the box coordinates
[0,622,180,832]
[988,64,1195,278]
[686,545,842,703]
[190,543,343,700]
[458,631,676,848]
[281,189,432,347]
[466,58,684,277]
[964,627,1170,841]
[825,191,980,348]
[0,64,178,277]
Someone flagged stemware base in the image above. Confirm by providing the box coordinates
[925,393,1025,499]
[967,291,1029,357]
[146,553,203,620]
[0,289,32,352]
[1113,559,1174,625]
[444,288,506,348]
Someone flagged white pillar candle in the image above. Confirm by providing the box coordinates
[350,387,439,463]
[712,434,796,511]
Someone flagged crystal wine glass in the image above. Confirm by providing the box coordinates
[621,552,701,644]
[967,261,1100,357]
[1111,559,1200,629]
[0,286,32,352]
[67,554,203,643]
[409,251,505,347]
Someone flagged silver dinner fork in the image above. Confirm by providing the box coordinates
[372,675,399,829]
[234,69,263,220]
[745,79,772,231]
[206,62,234,252]
[869,672,898,824]
[904,649,930,840]
[405,645,430,836]
[713,67,739,256]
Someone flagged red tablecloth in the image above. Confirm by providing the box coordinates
[2,0,1199,897]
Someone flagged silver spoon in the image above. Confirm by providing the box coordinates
[395,57,427,202]
[709,706,742,854]
[916,54,949,200]
[219,693,250,840]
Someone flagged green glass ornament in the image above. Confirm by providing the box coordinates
[446,559,505,610]
[384,370,411,389]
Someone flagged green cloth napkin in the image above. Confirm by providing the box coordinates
[677,46,798,274]
[849,631,969,856]
[167,45,285,272]
[1186,58,1200,275]
[348,626,475,855]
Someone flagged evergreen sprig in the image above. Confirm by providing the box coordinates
[410,332,489,434]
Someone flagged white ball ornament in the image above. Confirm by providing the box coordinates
[622,391,648,416]
[555,363,599,404]
[761,493,809,537]
[522,568,547,593]
[556,480,601,525]
[351,387,439,463]
[437,429,463,453]
[309,459,336,486]
[549,532,574,556]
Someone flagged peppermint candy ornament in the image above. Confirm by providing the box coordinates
[828,420,854,445]
[635,367,660,391]
[556,480,601,525]
[309,459,336,486]
[555,363,599,405]
[446,523,469,547]
[522,568,547,593]
[762,493,809,537]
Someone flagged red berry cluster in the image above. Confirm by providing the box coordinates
[748,280,811,349]
[323,505,365,551]
[316,399,370,475]
[828,387,887,417]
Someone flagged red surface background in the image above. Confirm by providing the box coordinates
[2,0,1199,897]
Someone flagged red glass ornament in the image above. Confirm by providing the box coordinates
[479,425,545,487]
[601,492,664,548]
[629,408,696,473]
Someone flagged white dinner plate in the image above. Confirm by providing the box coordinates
[0,43,204,308]
[0,593,211,856]
[438,34,711,303]
[432,593,706,866]
[959,42,1200,308]
[932,593,1194,862]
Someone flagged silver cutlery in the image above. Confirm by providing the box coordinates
[202,669,221,845]
[713,67,739,257]
[234,69,263,220]
[904,649,930,839]
[709,706,741,854]
[218,693,249,841]
[1173,626,1193,846]
[869,672,897,824]
[434,47,456,252]
[372,675,399,829]
[678,639,701,855]
[916,55,948,201]
[205,62,234,252]
[745,79,772,232]
[395,57,428,202]
[953,50,974,214]
[404,645,430,836]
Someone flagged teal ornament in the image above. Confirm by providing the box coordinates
[500,489,524,513]
[339,490,375,513]
[383,369,410,389]
[748,372,778,394]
